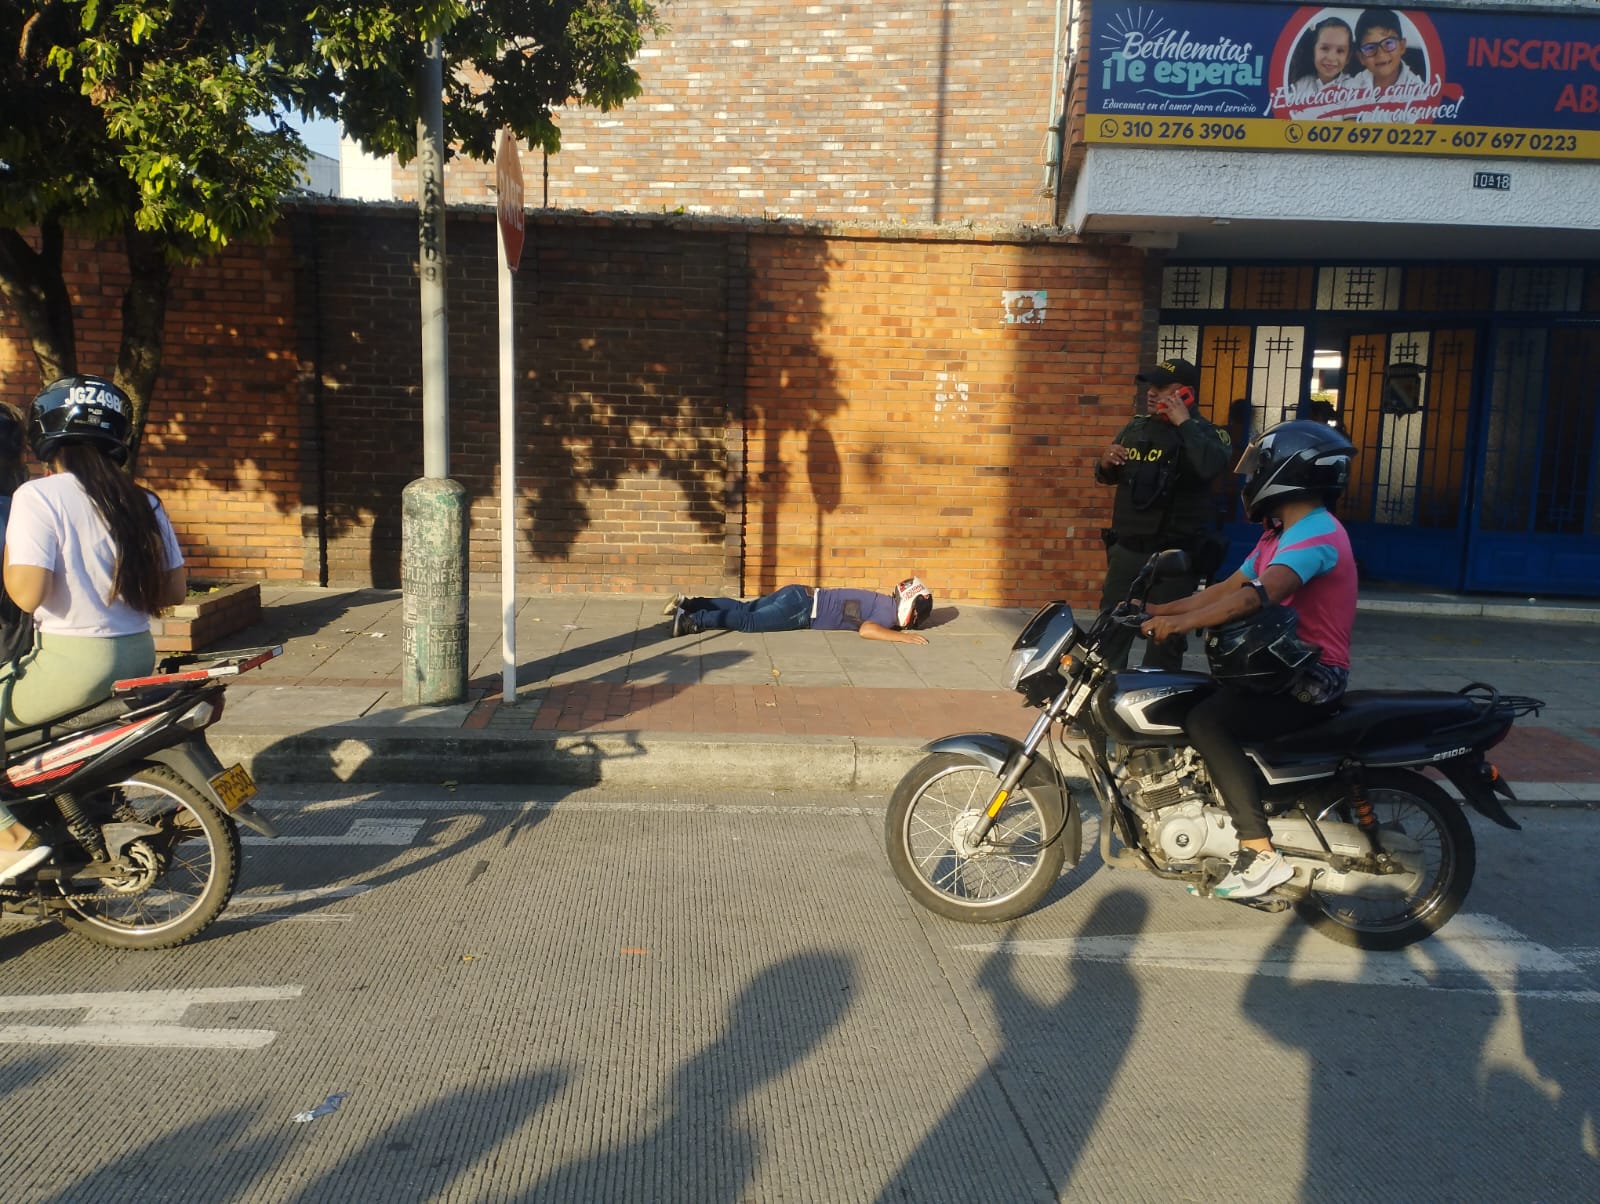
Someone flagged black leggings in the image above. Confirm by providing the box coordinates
[1185,686,1338,842]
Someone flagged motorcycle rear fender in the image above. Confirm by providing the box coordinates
[920,732,1081,865]
[145,742,281,838]
[1435,757,1522,831]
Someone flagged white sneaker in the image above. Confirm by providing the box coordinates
[661,592,685,616]
[1211,847,1292,899]
[0,839,52,885]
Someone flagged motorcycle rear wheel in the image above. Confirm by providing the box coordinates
[57,764,242,950]
[1297,768,1475,951]
[885,752,1065,923]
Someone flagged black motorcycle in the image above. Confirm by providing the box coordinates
[885,551,1542,950]
[0,647,282,949]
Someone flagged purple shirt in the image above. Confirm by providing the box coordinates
[812,588,897,632]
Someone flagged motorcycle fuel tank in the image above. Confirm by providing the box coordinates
[1091,668,1214,746]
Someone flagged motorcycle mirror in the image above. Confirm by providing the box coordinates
[1150,548,1191,578]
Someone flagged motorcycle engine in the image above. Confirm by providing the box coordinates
[1112,746,1236,866]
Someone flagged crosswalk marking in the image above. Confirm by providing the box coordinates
[0,986,304,1049]
[959,913,1600,1002]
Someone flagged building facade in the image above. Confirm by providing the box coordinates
[2,0,1597,603]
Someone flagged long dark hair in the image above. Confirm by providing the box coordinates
[0,402,28,498]
[51,442,169,614]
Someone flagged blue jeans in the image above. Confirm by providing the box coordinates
[684,585,813,633]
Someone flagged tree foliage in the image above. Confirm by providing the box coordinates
[0,0,660,460]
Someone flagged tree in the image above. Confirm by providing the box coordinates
[0,0,659,461]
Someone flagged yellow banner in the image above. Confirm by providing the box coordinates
[1085,115,1600,162]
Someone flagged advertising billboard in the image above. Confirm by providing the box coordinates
[1086,3,1600,161]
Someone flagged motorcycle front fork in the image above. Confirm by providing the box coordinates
[967,688,1077,846]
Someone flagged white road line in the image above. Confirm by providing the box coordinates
[958,913,1600,1003]
[244,818,425,845]
[0,986,304,1049]
[227,886,374,907]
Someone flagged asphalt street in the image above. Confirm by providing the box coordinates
[1,784,1596,1203]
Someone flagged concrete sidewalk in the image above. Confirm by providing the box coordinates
[205,585,1600,805]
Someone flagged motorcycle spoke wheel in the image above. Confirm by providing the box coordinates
[1297,769,1474,951]
[885,753,1065,923]
[57,764,241,950]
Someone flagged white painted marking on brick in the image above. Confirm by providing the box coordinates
[0,986,303,1049]
[959,913,1600,1003]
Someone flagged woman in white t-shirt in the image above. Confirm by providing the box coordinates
[0,376,186,883]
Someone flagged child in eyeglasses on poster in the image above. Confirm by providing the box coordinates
[1349,8,1421,96]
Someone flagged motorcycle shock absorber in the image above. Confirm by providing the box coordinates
[54,791,108,862]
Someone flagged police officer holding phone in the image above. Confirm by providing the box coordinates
[1094,357,1232,669]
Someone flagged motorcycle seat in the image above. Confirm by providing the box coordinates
[1265,690,1488,755]
[3,697,130,756]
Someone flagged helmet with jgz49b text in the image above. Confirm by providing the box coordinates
[1237,419,1355,522]
[29,375,134,465]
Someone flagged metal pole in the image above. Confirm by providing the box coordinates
[401,32,467,706]
[498,222,517,703]
[418,34,449,480]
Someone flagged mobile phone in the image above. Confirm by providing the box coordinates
[1175,386,1195,406]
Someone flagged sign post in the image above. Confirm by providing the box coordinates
[495,128,525,705]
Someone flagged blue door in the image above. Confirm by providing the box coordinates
[1466,322,1600,596]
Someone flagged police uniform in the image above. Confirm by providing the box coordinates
[1096,362,1232,669]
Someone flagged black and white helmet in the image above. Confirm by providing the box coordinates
[1237,419,1355,522]
[29,374,134,465]
[1205,604,1322,694]
[893,576,933,629]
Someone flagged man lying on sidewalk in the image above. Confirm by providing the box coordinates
[666,577,933,644]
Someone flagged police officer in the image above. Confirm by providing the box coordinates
[1094,357,1232,669]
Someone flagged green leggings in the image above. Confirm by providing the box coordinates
[0,631,156,832]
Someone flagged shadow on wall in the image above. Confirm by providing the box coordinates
[517,222,740,572]
[746,239,849,597]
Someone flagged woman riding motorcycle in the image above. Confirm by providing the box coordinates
[1139,419,1359,899]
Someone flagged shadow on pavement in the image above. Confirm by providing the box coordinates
[878,890,1148,1201]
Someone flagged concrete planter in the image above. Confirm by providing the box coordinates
[150,581,262,653]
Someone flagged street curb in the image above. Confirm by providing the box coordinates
[212,728,930,793]
[210,727,1595,809]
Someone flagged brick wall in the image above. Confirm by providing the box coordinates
[1,204,1153,611]
[0,231,305,582]
[425,0,1066,227]
[744,229,1146,607]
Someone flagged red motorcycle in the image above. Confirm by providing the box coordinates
[0,647,281,949]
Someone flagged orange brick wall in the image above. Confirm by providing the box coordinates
[0,205,1154,610]
[423,0,1066,227]
[744,231,1147,608]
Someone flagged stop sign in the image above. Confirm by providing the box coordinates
[495,127,525,271]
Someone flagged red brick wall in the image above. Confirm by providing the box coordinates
[1,205,1152,610]
[427,0,1066,227]
[0,231,305,582]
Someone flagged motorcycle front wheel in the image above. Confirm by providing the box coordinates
[1297,768,1475,951]
[57,764,242,950]
[885,752,1066,923]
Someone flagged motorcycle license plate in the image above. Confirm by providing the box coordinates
[209,763,257,812]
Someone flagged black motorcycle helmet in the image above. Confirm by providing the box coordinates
[29,374,134,466]
[1205,604,1322,693]
[1237,419,1356,522]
